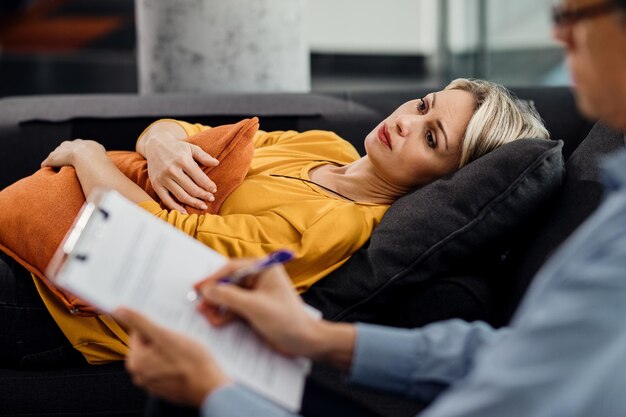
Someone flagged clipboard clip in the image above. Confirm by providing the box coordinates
[62,202,96,256]
[46,189,112,281]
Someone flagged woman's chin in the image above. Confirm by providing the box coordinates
[363,134,375,155]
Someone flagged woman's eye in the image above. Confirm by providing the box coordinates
[426,131,437,149]
[417,98,427,113]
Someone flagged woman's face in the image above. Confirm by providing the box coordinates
[364,89,476,189]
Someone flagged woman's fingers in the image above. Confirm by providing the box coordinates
[190,145,219,168]
[153,184,188,214]
[41,139,106,167]
[169,170,215,206]
[150,158,219,211]
[155,176,215,210]
[185,151,218,195]
[144,138,218,208]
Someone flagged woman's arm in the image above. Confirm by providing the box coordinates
[41,139,153,204]
[136,120,189,156]
[137,120,220,212]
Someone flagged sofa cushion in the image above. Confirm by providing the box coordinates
[0,118,257,315]
[0,364,146,417]
[304,138,565,325]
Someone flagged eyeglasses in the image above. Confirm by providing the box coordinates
[551,1,619,26]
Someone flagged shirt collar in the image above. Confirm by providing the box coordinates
[601,148,626,192]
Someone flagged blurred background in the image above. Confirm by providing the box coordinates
[0,0,568,97]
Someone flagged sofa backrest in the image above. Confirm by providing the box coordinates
[494,122,626,325]
[0,93,378,188]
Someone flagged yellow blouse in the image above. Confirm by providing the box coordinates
[34,122,389,363]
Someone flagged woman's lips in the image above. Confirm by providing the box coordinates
[377,124,392,150]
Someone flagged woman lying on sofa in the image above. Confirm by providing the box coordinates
[0,78,549,368]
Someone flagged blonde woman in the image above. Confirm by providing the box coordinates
[0,79,549,368]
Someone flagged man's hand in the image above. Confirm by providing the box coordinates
[114,308,231,407]
[196,262,332,360]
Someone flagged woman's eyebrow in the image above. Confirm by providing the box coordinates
[431,93,449,151]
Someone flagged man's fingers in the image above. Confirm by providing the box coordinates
[114,308,164,342]
[194,260,258,323]
[125,336,161,386]
[201,284,256,319]
[197,302,236,327]
[193,260,255,292]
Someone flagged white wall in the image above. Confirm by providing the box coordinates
[303,0,438,54]
[304,0,558,55]
[486,0,556,50]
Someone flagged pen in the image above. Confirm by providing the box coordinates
[186,249,294,303]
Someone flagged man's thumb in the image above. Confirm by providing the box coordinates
[114,308,161,341]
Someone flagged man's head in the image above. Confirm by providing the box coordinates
[553,0,626,130]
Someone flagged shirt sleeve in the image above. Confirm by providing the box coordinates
[417,188,626,417]
[150,120,301,148]
[135,119,210,147]
[143,120,298,149]
[139,120,360,163]
[202,384,300,417]
[349,320,506,403]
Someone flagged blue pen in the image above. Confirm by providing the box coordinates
[186,249,294,303]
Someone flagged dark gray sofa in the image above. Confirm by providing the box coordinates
[0,87,623,417]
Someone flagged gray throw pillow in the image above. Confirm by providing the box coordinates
[303,138,565,322]
[369,138,564,284]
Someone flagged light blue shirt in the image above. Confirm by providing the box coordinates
[202,150,626,417]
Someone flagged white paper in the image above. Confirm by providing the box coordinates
[49,190,309,412]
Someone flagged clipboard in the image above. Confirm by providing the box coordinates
[46,188,309,412]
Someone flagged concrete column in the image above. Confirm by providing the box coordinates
[136,0,310,94]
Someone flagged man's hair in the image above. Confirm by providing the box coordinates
[445,78,550,168]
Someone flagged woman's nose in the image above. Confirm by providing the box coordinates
[394,114,418,136]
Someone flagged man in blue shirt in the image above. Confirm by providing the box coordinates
[116,1,626,416]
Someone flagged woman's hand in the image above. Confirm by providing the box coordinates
[196,262,327,359]
[114,308,231,407]
[144,134,220,213]
[41,139,106,168]
[42,138,153,204]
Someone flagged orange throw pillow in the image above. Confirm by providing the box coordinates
[0,117,258,315]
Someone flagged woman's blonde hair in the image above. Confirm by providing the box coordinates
[445,78,550,168]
